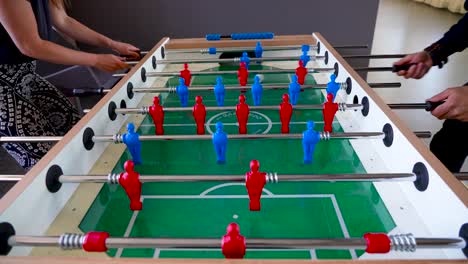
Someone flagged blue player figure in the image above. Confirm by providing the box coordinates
[300,50,310,67]
[288,75,301,105]
[302,121,321,164]
[212,122,228,164]
[122,123,142,165]
[214,76,225,106]
[301,44,310,53]
[326,74,340,102]
[176,77,189,107]
[255,42,263,58]
[251,75,263,106]
[240,51,251,69]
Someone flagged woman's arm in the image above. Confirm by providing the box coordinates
[50,3,140,58]
[0,0,129,72]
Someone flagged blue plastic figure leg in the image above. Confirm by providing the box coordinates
[131,143,142,165]
[303,143,311,164]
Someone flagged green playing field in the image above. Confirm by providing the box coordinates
[79,64,395,259]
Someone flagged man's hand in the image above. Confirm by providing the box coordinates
[428,86,468,122]
[110,41,140,60]
[393,51,433,79]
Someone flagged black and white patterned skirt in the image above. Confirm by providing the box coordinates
[0,61,80,170]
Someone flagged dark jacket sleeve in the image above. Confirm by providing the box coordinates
[424,12,468,67]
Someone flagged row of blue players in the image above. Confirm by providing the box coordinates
[121,121,321,166]
[175,73,340,107]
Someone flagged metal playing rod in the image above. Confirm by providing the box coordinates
[58,173,417,184]
[5,171,468,182]
[94,132,388,143]
[342,54,406,59]
[123,82,401,94]
[113,103,362,115]
[113,68,335,78]
[0,136,62,143]
[7,234,465,251]
[127,55,326,65]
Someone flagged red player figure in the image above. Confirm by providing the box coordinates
[237,62,249,86]
[118,160,142,211]
[192,95,206,135]
[236,94,249,134]
[221,223,246,259]
[148,96,164,135]
[245,160,266,211]
[323,93,339,133]
[180,63,191,86]
[295,60,307,85]
[279,93,293,134]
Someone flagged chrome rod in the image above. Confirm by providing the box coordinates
[148,56,326,65]
[92,132,385,143]
[0,136,62,143]
[343,54,406,59]
[58,173,417,184]
[8,235,465,251]
[113,104,362,115]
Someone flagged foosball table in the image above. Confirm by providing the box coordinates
[0,33,467,263]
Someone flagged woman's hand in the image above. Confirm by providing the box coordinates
[110,41,141,60]
[92,54,130,72]
[428,86,468,122]
[393,51,433,79]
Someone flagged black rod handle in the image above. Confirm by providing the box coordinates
[425,101,445,111]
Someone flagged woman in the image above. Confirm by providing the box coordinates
[0,0,139,170]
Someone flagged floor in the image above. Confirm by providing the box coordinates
[368,0,468,170]
[0,0,466,197]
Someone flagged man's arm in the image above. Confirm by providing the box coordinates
[49,3,140,58]
[424,13,468,67]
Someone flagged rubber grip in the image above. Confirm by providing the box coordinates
[392,63,416,72]
[121,50,142,61]
[425,101,445,111]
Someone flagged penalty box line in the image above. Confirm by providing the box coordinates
[116,183,355,259]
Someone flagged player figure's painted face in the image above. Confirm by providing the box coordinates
[153,96,160,105]
[282,93,289,102]
[195,96,203,104]
[239,62,246,68]
[216,76,222,84]
[179,77,185,85]
[239,94,246,103]
[216,121,223,132]
[307,121,315,130]
[124,160,135,171]
[184,63,189,70]
[250,160,260,172]
[327,93,334,102]
[299,60,304,67]
[242,52,248,58]
[226,222,240,234]
[330,74,336,82]
[292,75,298,83]
[127,123,135,133]
[256,42,261,48]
